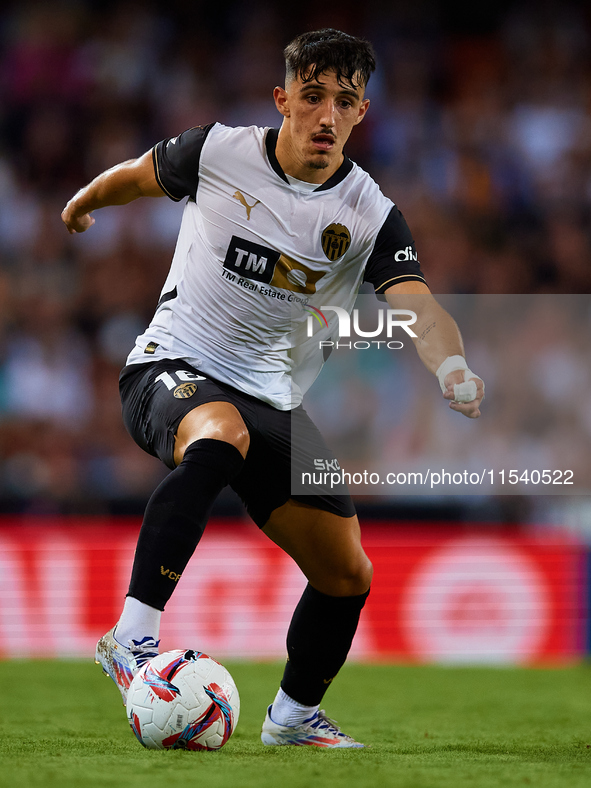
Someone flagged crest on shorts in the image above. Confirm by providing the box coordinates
[174,383,197,399]
[321,223,351,261]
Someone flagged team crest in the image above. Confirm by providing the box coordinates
[321,224,351,261]
[174,383,197,399]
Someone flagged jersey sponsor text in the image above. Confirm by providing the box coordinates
[223,236,325,294]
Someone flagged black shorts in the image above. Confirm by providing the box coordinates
[119,359,356,528]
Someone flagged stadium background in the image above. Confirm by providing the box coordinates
[0,0,590,663]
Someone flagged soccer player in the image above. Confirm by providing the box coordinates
[62,29,484,748]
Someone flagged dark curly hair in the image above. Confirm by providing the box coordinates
[284,29,376,89]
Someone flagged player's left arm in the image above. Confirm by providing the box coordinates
[385,281,484,419]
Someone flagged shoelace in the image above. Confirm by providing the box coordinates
[312,710,348,738]
[129,637,160,669]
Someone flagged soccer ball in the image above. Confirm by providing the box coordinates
[126,649,240,750]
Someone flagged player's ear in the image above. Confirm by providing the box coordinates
[274,86,290,117]
[354,98,370,126]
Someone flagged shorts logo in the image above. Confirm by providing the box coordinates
[173,382,197,399]
[321,224,351,261]
[223,236,325,294]
[314,458,341,471]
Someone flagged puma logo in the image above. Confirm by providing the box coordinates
[233,190,260,220]
[160,566,181,581]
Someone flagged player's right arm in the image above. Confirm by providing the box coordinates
[364,204,484,417]
[61,151,165,234]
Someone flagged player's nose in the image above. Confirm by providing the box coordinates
[318,100,337,127]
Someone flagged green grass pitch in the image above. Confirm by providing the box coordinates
[1,660,591,788]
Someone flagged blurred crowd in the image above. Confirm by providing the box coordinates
[0,0,589,514]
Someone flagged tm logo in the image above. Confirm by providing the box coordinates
[305,306,418,338]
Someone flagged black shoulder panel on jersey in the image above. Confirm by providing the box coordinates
[265,128,354,190]
[152,123,216,201]
[363,206,427,295]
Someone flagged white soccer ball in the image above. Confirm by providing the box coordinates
[126,649,240,750]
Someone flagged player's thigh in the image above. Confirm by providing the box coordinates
[230,400,355,525]
[262,499,373,597]
[120,359,251,469]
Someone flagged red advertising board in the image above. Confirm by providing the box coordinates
[0,519,585,663]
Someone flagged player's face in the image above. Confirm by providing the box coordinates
[273,69,370,181]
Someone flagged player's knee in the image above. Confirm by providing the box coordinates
[361,555,374,589]
[175,404,250,463]
[326,554,373,597]
[187,420,250,458]
[347,554,373,595]
[222,421,250,457]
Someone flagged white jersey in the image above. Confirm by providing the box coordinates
[126,123,425,409]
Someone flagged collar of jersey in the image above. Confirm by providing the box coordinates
[265,128,353,192]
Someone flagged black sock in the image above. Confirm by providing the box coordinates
[280,583,370,706]
[127,438,244,610]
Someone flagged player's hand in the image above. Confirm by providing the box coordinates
[442,368,484,419]
[61,205,95,234]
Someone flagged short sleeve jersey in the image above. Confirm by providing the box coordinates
[126,123,426,410]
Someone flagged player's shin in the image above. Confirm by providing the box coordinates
[125,438,244,617]
[272,583,370,725]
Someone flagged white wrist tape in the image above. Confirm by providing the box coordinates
[436,356,468,393]
[436,355,483,403]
